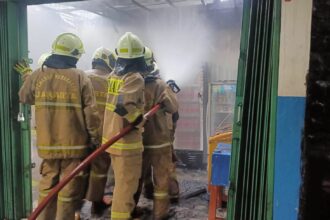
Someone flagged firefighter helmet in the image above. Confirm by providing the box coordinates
[144,47,154,67]
[92,47,113,69]
[52,33,85,59]
[116,32,144,59]
[38,53,51,66]
[109,51,117,70]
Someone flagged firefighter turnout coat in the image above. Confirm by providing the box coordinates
[102,71,145,155]
[85,69,108,137]
[19,67,100,159]
[143,78,178,149]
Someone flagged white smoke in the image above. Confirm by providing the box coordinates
[28,3,241,85]
[141,7,213,86]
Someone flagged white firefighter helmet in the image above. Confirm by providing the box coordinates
[144,46,154,67]
[92,47,113,69]
[38,53,51,67]
[152,62,159,73]
[51,33,85,59]
[109,51,117,70]
[144,61,160,78]
[116,32,144,59]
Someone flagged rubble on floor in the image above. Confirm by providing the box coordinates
[80,168,209,220]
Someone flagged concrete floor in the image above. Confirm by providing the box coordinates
[80,168,209,220]
[32,167,209,220]
[31,129,209,219]
[81,169,208,220]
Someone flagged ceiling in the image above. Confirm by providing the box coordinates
[29,0,243,23]
[29,0,243,12]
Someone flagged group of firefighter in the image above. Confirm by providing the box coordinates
[16,32,181,220]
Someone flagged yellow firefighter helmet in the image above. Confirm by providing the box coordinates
[116,32,144,59]
[52,33,85,59]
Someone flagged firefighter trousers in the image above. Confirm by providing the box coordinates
[104,164,115,197]
[143,146,179,198]
[85,152,111,201]
[111,153,142,220]
[169,145,179,197]
[38,159,87,220]
[136,147,171,219]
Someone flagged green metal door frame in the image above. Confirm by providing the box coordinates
[227,0,281,219]
[1,1,86,218]
[267,0,281,218]
[0,0,281,219]
[0,1,31,219]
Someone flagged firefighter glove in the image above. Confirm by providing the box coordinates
[132,114,146,130]
[14,59,32,76]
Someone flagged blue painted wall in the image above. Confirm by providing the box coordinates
[273,96,305,220]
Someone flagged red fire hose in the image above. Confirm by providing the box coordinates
[28,104,161,220]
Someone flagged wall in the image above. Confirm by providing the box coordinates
[207,9,242,82]
[273,1,312,219]
[300,0,330,218]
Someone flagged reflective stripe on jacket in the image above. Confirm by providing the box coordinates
[86,69,109,139]
[19,67,100,159]
[102,71,145,156]
[143,78,178,149]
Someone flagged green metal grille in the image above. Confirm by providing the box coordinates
[0,1,32,219]
[227,0,281,219]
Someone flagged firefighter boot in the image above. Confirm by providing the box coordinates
[143,182,154,200]
[169,178,179,204]
[153,196,170,220]
[91,201,109,217]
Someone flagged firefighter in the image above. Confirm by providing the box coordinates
[140,64,181,206]
[165,80,180,203]
[143,99,180,204]
[135,47,178,220]
[18,33,100,220]
[84,47,116,215]
[102,32,146,220]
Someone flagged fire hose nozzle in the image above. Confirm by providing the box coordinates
[166,79,181,94]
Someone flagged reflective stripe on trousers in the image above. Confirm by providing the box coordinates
[154,191,168,199]
[144,142,171,149]
[38,145,86,151]
[90,171,108,178]
[111,211,131,219]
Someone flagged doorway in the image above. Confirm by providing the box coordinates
[26,1,243,219]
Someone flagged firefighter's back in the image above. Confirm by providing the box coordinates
[31,67,91,159]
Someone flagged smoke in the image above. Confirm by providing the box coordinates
[28,3,241,86]
[140,8,214,86]
[28,5,121,70]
